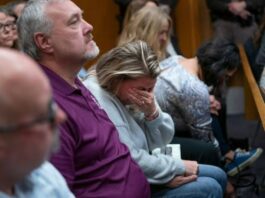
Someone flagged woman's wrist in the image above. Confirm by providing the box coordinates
[145,108,159,121]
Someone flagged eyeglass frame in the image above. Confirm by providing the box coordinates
[0,21,16,33]
[0,100,57,133]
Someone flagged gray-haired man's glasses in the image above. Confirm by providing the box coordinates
[0,100,57,133]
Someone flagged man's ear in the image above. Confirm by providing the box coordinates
[34,32,53,53]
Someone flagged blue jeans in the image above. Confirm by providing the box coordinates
[152,164,227,198]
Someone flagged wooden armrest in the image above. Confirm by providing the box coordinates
[239,44,265,130]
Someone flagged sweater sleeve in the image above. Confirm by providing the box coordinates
[116,124,185,184]
[136,104,175,151]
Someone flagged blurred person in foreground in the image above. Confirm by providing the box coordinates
[0,48,74,197]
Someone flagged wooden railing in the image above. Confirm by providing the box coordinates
[239,45,265,130]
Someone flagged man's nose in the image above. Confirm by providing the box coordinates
[82,19,93,34]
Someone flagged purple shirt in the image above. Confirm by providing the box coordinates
[41,66,150,198]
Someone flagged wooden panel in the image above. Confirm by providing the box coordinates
[197,0,213,43]
[244,78,259,120]
[175,0,213,57]
[0,0,10,5]
[239,45,265,130]
[175,0,194,57]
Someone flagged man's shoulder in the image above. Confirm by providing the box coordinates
[32,161,68,186]
[15,162,74,198]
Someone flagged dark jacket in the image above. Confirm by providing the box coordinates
[206,0,265,26]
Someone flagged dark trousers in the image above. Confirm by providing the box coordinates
[211,115,231,156]
[172,137,222,168]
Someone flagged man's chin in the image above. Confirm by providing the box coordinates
[84,45,100,61]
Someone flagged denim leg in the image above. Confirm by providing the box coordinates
[198,164,227,193]
[152,164,227,198]
[152,177,223,198]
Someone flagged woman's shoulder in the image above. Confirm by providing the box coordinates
[159,55,183,69]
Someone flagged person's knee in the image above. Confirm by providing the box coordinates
[209,166,227,192]
[207,179,223,198]
[199,164,227,192]
[152,177,223,198]
[199,177,223,198]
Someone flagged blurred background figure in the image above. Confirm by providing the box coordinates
[0,48,73,198]
[123,0,158,29]
[206,0,265,44]
[6,0,28,18]
[119,7,172,60]
[115,0,181,55]
[0,6,17,48]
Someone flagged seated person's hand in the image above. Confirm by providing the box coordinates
[209,95,221,115]
[228,1,247,16]
[166,175,197,188]
[183,160,199,176]
[128,88,157,118]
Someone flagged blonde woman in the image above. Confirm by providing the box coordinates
[119,6,171,60]
[83,41,226,197]
[123,0,158,29]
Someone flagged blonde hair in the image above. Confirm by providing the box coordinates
[123,0,145,29]
[119,6,171,60]
[96,40,160,94]
[123,0,158,28]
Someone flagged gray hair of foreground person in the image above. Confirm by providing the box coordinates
[96,40,161,94]
[0,48,61,183]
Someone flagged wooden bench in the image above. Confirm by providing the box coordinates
[239,45,265,130]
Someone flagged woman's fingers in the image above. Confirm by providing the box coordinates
[128,89,157,116]
[166,175,197,188]
[128,91,143,106]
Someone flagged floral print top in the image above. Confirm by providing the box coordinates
[154,55,219,148]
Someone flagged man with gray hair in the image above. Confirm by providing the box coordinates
[18,0,150,197]
[0,48,74,197]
